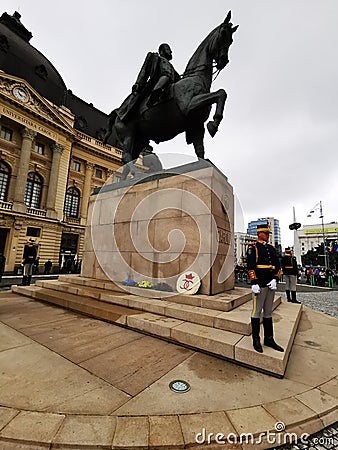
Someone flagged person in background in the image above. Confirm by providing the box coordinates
[326,268,334,288]
[44,259,52,275]
[0,252,6,282]
[33,257,40,275]
[21,239,37,286]
[246,223,284,353]
[281,247,300,303]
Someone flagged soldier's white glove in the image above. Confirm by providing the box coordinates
[267,279,277,290]
[251,284,261,294]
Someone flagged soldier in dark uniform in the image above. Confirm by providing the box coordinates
[246,223,284,353]
[281,247,300,303]
[21,239,37,286]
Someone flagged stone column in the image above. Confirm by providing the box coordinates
[81,162,94,221]
[13,128,36,212]
[46,143,64,218]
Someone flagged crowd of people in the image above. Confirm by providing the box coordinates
[236,262,337,289]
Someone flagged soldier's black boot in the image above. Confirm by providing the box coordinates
[291,291,301,304]
[27,275,32,286]
[251,318,263,353]
[263,317,284,352]
[285,289,291,302]
[20,276,28,286]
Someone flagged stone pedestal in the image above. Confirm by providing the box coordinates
[82,159,234,295]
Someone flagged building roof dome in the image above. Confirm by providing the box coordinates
[0,11,67,106]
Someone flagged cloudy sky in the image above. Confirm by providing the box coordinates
[2,0,338,247]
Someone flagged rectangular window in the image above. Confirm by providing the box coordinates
[95,168,103,179]
[0,126,13,141]
[26,227,41,237]
[34,143,44,155]
[72,161,81,172]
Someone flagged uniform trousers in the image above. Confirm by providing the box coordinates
[251,287,275,319]
[284,274,297,291]
[23,263,34,277]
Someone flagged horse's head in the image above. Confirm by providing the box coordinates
[212,11,239,71]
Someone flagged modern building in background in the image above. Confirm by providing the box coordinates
[234,232,256,265]
[247,217,281,252]
[298,223,338,256]
[0,11,124,273]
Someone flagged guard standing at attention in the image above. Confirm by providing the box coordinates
[281,247,300,303]
[21,239,37,286]
[246,223,284,353]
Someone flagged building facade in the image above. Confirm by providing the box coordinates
[298,223,338,257]
[0,11,123,273]
[234,232,256,265]
[247,217,281,252]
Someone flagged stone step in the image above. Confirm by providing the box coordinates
[11,284,301,377]
[59,275,252,311]
[34,279,281,335]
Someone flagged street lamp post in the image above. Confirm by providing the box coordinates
[307,200,329,269]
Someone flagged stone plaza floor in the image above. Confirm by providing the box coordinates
[271,287,338,450]
[0,282,336,449]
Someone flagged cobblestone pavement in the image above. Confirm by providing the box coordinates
[272,287,337,450]
[294,289,338,319]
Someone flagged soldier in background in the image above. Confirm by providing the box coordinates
[247,223,284,353]
[281,247,300,303]
[21,239,37,286]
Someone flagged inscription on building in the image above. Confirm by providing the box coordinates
[1,106,58,140]
[218,227,230,245]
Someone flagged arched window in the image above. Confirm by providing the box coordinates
[64,187,80,217]
[24,172,43,208]
[0,161,10,201]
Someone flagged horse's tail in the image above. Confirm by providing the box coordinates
[103,110,118,145]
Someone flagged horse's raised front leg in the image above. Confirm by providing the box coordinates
[188,89,227,137]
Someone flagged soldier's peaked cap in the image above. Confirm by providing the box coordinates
[257,223,270,233]
[285,247,292,254]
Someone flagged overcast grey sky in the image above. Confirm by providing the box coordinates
[2,0,338,247]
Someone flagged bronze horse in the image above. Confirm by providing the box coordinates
[103,12,238,177]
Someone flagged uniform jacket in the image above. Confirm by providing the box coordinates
[22,244,37,264]
[247,240,281,287]
[281,254,298,276]
[117,52,180,121]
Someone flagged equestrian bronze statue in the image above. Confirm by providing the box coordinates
[103,11,238,178]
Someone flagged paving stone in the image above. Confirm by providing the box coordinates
[227,405,277,436]
[53,415,116,447]
[0,441,48,450]
[0,323,32,352]
[149,415,184,449]
[112,416,149,449]
[0,411,65,443]
[179,411,236,446]
[81,335,192,396]
[295,389,338,417]
[0,407,19,431]
[263,397,317,427]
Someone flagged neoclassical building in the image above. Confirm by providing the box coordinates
[0,11,123,273]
